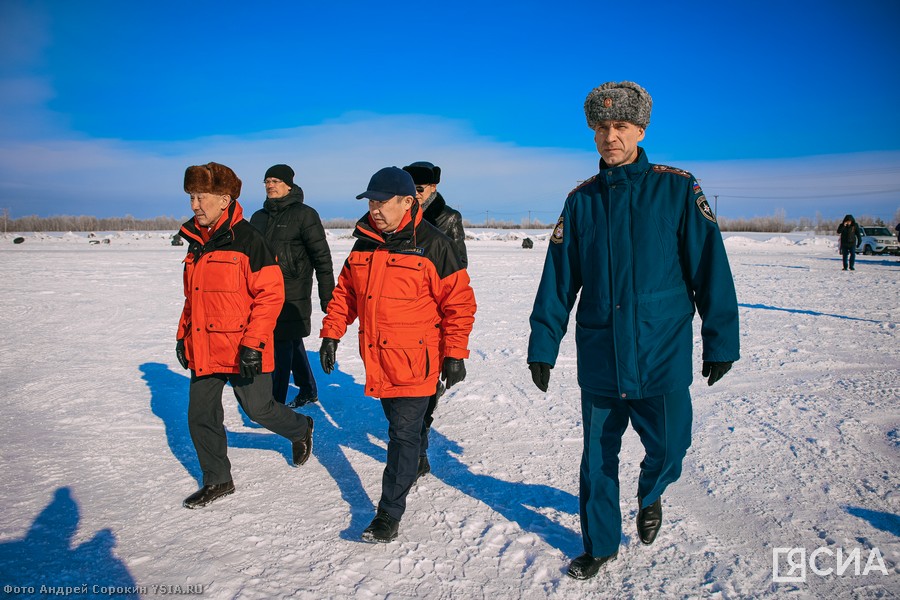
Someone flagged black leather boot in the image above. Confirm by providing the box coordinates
[292,416,314,466]
[183,481,235,509]
[361,510,400,543]
[416,455,431,482]
[567,552,617,579]
[637,497,662,545]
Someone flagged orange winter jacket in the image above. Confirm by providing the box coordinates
[321,203,476,398]
[176,200,285,376]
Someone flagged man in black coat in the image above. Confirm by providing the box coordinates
[250,164,335,407]
[402,161,469,482]
[837,214,862,271]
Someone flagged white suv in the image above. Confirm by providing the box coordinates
[857,226,900,255]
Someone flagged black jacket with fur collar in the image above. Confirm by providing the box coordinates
[422,192,468,268]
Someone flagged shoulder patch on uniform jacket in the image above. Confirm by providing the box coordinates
[550,215,564,244]
[652,164,692,178]
[567,175,597,196]
[696,195,716,223]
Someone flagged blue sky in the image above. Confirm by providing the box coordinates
[1,0,899,223]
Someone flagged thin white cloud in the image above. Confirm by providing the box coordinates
[1,115,899,222]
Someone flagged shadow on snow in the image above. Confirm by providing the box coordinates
[845,506,900,538]
[0,487,136,598]
[141,354,581,556]
[141,362,293,486]
[738,303,888,324]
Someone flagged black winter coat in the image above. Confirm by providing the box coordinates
[837,219,862,250]
[422,192,468,268]
[250,186,335,339]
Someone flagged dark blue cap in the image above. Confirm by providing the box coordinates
[356,166,416,201]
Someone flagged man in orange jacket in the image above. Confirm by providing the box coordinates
[176,162,314,510]
[319,166,476,542]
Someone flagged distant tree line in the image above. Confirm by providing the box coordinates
[3,214,184,233]
[717,209,891,233]
[3,210,897,234]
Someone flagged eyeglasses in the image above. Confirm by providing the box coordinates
[415,186,427,193]
[263,178,283,185]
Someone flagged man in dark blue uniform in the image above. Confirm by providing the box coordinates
[527,81,740,579]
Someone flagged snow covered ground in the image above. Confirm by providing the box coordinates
[0,229,897,599]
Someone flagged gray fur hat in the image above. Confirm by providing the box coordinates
[584,81,652,129]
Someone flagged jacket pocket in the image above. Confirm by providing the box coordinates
[636,287,694,388]
[203,255,241,292]
[636,286,694,320]
[205,316,247,366]
[383,258,424,300]
[575,323,615,385]
[376,327,434,386]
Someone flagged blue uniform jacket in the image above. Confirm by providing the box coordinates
[527,149,740,399]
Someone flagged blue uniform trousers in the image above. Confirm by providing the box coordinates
[579,388,692,556]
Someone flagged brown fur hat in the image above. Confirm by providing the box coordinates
[183,162,242,200]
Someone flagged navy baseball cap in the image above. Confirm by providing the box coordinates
[356,166,416,201]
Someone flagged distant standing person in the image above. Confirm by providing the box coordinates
[837,214,862,271]
[250,164,335,408]
[402,161,469,482]
[319,166,476,543]
[176,162,314,510]
[527,82,740,579]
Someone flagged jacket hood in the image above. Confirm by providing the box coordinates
[263,185,305,213]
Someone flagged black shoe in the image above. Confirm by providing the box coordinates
[361,511,399,543]
[416,455,431,482]
[566,552,617,579]
[183,481,235,509]
[292,416,314,466]
[287,393,318,408]
[637,497,662,545]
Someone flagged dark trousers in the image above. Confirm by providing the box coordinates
[378,396,430,521]
[841,246,857,269]
[272,338,317,404]
[579,388,692,557]
[417,385,441,457]
[187,372,311,486]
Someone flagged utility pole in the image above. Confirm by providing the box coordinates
[2,208,7,234]
[486,210,490,226]
[527,210,532,227]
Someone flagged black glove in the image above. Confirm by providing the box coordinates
[238,345,262,379]
[320,338,338,374]
[528,362,552,392]
[702,361,733,386]
[175,339,189,370]
[441,357,466,389]
[321,299,330,313]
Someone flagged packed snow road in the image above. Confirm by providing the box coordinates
[0,231,897,598]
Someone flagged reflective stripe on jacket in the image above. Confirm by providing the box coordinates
[528,149,739,399]
[177,200,285,376]
[321,203,476,398]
